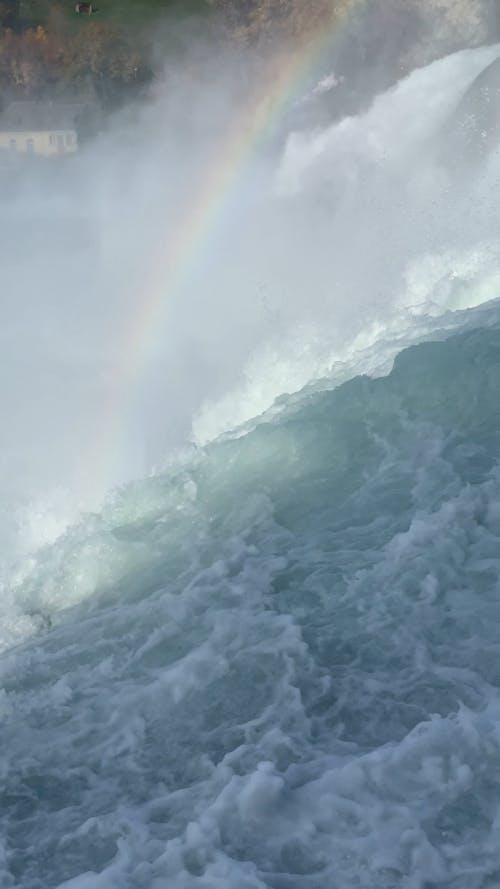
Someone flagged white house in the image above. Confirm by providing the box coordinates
[0,102,81,157]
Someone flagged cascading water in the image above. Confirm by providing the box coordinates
[2,32,500,889]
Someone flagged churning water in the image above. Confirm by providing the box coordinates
[3,40,500,889]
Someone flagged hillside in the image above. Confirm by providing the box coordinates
[0,0,212,111]
[8,0,209,29]
[0,0,497,121]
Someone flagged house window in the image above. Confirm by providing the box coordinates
[9,138,16,150]
[65,133,74,146]
[49,133,56,145]
[26,138,34,153]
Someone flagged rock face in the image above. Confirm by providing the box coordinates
[448,56,500,163]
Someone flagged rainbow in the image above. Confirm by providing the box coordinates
[93,1,359,493]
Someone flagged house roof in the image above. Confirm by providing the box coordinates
[0,101,85,132]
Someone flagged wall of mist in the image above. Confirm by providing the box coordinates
[1,3,500,556]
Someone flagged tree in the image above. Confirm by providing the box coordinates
[212,0,352,44]
[0,1,20,30]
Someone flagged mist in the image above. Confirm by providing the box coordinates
[1,0,500,557]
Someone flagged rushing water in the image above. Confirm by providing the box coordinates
[3,40,500,889]
[3,314,500,889]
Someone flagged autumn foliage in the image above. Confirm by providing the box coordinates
[0,0,491,110]
[213,0,353,45]
[0,18,150,104]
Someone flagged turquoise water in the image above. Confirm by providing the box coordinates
[3,320,500,887]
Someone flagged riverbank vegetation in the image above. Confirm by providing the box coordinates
[0,0,496,116]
